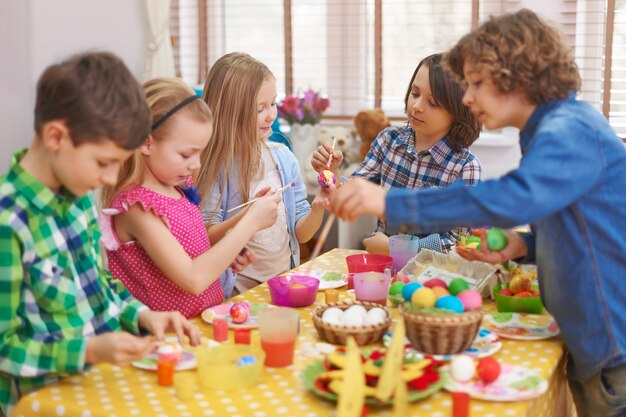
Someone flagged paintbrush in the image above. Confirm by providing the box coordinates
[226,182,296,213]
[326,136,337,169]
[308,214,336,261]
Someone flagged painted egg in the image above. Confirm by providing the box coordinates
[435,295,464,313]
[401,282,423,301]
[486,227,507,251]
[230,302,250,324]
[448,278,470,295]
[509,274,533,294]
[423,278,447,289]
[431,286,450,300]
[317,170,336,188]
[388,281,405,296]
[476,357,501,383]
[410,287,437,308]
[450,355,476,382]
[457,289,482,311]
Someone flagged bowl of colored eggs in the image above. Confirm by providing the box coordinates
[493,283,543,314]
[392,278,484,355]
[311,301,392,345]
[267,275,320,308]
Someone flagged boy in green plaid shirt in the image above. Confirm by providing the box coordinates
[0,52,201,416]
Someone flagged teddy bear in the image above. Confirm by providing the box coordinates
[303,126,359,190]
[354,109,391,161]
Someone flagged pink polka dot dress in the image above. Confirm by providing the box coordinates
[101,186,223,318]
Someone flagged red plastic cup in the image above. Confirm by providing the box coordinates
[213,317,228,342]
[345,254,393,289]
[452,392,470,417]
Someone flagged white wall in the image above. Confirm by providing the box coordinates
[0,0,148,172]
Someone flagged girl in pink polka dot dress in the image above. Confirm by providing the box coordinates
[100,78,280,318]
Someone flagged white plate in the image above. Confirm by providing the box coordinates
[483,313,560,341]
[132,348,197,371]
[383,328,502,361]
[444,363,548,401]
[201,302,275,329]
[287,270,348,291]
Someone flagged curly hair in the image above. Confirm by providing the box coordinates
[444,9,581,105]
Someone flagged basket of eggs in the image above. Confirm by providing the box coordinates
[311,301,392,345]
[393,278,483,355]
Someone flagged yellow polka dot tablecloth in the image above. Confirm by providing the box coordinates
[13,249,576,417]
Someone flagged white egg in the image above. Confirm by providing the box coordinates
[364,313,385,326]
[450,355,476,382]
[322,307,344,325]
[366,307,387,321]
[345,305,367,317]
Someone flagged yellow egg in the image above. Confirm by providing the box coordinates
[431,286,450,300]
[411,287,436,308]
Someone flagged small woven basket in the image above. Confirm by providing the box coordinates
[312,301,392,345]
[399,305,483,355]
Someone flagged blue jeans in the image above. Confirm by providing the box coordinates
[568,357,626,417]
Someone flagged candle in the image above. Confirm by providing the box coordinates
[157,358,175,386]
[325,289,339,304]
[213,317,228,342]
[234,328,251,345]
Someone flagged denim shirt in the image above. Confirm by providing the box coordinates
[385,93,626,381]
[201,142,311,298]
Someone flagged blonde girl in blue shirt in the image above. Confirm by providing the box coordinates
[197,53,327,297]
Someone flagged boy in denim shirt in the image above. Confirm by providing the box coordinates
[0,52,200,416]
[329,9,626,417]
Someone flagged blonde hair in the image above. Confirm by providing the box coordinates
[196,52,274,210]
[101,77,212,207]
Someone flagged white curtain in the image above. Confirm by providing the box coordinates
[144,0,175,79]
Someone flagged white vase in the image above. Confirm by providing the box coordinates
[289,124,320,169]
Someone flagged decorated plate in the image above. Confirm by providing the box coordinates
[443,363,548,401]
[301,360,444,405]
[383,328,502,361]
[132,347,196,371]
[201,302,273,329]
[288,270,348,291]
[483,313,560,341]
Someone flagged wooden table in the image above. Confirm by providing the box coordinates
[13,248,576,417]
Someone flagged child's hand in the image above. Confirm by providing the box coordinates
[363,232,390,255]
[311,143,343,172]
[311,186,333,210]
[246,193,281,231]
[456,229,528,264]
[252,186,272,199]
[85,332,154,366]
[329,178,386,221]
[231,247,257,273]
[138,310,201,347]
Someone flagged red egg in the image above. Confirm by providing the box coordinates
[476,357,501,384]
[423,278,447,289]
[499,288,514,296]
[230,302,250,324]
[514,291,534,298]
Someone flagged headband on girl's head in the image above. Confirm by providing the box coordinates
[151,95,200,131]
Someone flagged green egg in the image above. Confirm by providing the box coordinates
[448,278,470,295]
[388,281,405,296]
[466,235,481,244]
[486,228,507,251]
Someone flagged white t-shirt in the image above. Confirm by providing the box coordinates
[237,145,291,284]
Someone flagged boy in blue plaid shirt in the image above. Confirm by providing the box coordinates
[0,52,200,416]
[312,53,482,253]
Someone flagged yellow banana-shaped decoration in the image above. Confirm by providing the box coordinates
[337,336,365,417]
[375,318,406,401]
[393,376,408,417]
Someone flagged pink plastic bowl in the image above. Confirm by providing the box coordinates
[267,275,319,307]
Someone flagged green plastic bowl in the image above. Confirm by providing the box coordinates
[493,283,544,314]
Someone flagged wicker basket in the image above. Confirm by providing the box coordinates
[311,301,392,346]
[399,305,483,355]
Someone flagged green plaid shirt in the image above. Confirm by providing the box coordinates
[0,150,147,415]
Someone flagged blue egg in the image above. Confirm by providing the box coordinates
[435,295,464,313]
[401,282,423,301]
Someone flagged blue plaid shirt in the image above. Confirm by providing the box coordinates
[353,124,481,251]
